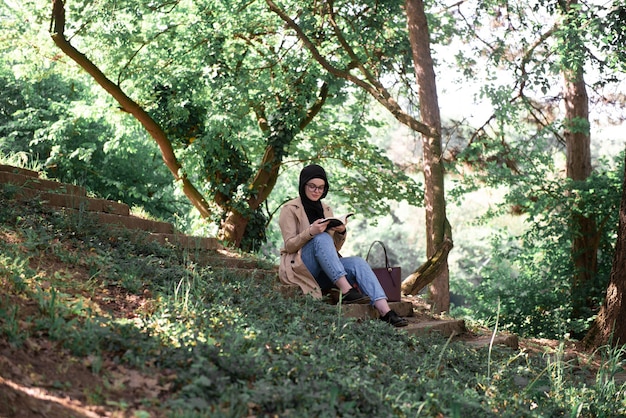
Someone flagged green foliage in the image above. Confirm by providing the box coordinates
[554,1,588,72]
[452,231,574,338]
[273,93,424,220]
[50,0,427,246]
[152,84,206,148]
[451,150,623,338]
[0,59,186,222]
[2,0,430,251]
[201,129,253,200]
[597,3,626,71]
[442,0,625,341]
[277,0,414,78]
[0,301,25,345]
[449,0,624,159]
[0,67,77,154]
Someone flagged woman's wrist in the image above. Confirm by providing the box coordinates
[308,225,314,237]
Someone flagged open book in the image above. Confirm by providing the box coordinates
[320,213,354,228]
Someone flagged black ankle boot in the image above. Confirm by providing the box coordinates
[380,310,408,327]
[341,288,370,304]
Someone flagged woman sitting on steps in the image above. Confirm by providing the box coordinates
[278,164,408,328]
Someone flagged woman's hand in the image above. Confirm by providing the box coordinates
[332,216,348,234]
[330,224,346,234]
[308,219,347,236]
[308,219,327,236]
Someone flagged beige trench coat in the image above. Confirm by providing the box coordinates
[278,197,346,299]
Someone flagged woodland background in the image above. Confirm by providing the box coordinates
[2,0,626,344]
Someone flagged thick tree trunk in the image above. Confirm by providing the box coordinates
[561,0,597,322]
[406,0,451,313]
[220,210,248,247]
[219,85,328,247]
[584,155,626,348]
[219,145,281,247]
[564,67,598,320]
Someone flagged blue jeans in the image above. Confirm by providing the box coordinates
[301,232,387,303]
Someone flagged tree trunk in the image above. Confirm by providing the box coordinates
[406,0,451,313]
[219,145,282,247]
[220,210,248,247]
[561,0,597,322]
[219,85,328,247]
[583,155,626,348]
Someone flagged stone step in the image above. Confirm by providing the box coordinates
[340,301,416,319]
[276,284,468,337]
[0,164,280,275]
[147,233,223,251]
[13,187,130,215]
[0,164,40,178]
[58,207,175,234]
[459,334,519,350]
[212,266,278,281]
[0,170,86,197]
[327,301,466,337]
[275,284,303,299]
[93,211,174,234]
[402,319,467,338]
[192,253,271,270]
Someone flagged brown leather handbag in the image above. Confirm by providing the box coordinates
[366,241,402,302]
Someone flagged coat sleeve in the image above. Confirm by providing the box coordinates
[278,201,323,299]
[279,204,313,254]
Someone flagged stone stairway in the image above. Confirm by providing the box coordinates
[0,164,222,252]
[336,295,469,339]
[277,284,470,339]
[0,164,517,347]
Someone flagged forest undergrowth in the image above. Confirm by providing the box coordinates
[0,187,625,417]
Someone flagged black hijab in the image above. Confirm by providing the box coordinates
[299,164,329,224]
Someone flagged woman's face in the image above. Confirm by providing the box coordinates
[304,178,326,201]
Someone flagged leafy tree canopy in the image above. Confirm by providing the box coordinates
[35,0,424,247]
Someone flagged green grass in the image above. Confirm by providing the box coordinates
[0,151,44,173]
[0,187,625,417]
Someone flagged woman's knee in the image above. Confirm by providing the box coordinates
[312,231,334,247]
[347,256,370,269]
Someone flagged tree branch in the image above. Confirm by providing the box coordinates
[265,0,434,137]
[50,0,212,219]
[401,234,454,295]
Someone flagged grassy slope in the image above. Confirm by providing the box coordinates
[0,189,625,418]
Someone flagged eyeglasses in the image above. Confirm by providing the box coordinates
[306,183,325,193]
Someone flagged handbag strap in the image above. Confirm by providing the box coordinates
[365,240,391,270]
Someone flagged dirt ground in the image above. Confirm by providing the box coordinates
[0,285,173,417]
